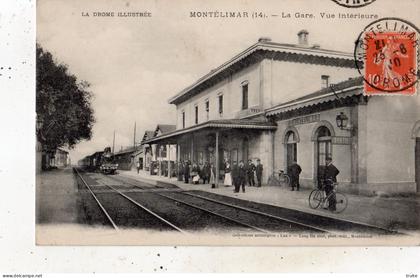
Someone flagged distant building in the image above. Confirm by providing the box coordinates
[144,31,420,194]
[42,148,69,169]
[148,125,177,176]
[112,146,138,170]
[140,130,155,172]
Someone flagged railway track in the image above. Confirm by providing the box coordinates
[75,168,259,232]
[74,168,186,233]
[157,191,327,233]
[187,190,399,235]
[74,168,399,235]
[104,173,181,191]
[77,169,328,233]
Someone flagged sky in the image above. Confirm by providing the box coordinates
[36,0,417,162]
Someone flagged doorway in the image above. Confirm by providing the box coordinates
[415,138,420,192]
[315,126,332,183]
[285,131,298,171]
[139,157,143,170]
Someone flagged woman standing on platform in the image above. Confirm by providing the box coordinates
[224,160,232,187]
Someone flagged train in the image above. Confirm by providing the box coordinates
[78,147,118,174]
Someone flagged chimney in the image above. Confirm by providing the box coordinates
[297,30,309,45]
[258,37,271,43]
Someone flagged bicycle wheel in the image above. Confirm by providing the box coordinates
[308,189,323,209]
[333,192,348,213]
[267,176,280,186]
[279,175,290,187]
[285,175,290,186]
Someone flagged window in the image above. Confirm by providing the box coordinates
[182,110,185,129]
[242,83,248,110]
[321,75,330,89]
[205,99,209,120]
[218,95,223,115]
[194,105,198,124]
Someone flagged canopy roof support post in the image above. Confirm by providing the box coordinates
[176,143,180,180]
[215,131,219,187]
[190,135,194,162]
[177,143,180,163]
[158,145,162,176]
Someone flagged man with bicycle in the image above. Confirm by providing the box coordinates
[323,157,340,212]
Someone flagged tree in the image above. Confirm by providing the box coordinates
[36,44,95,155]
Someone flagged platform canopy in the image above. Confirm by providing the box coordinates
[142,119,277,145]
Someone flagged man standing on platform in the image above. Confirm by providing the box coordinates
[183,160,190,183]
[136,159,140,174]
[255,159,263,187]
[246,159,256,187]
[323,157,340,212]
[202,161,210,184]
[288,160,302,191]
[232,161,239,193]
[238,160,247,193]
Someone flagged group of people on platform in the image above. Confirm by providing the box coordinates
[178,158,264,193]
[146,154,339,211]
[179,161,216,187]
[223,159,263,193]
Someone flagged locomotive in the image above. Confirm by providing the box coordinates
[78,147,118,174]
[99,147,118,175]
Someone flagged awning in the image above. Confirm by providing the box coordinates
[266,77,364,116]
[143,119,277,144]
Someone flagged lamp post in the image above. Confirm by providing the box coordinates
[336,112,349,130]
[336,111,356,136]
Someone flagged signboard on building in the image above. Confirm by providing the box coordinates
[332,136,352,145]
[288,114,320,126]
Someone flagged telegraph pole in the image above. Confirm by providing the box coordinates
[112,130,115,154]
[133,121,137,150]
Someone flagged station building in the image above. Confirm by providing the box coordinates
[144,30,420,195]
[140,130,155,172]
[141,125,177,176]
[112,146,138,170]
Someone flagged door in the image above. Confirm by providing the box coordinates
[286,144,297,168]
[415,138,420,192]
[285,131,298,171]
[242,138,249,162]
[139,157,143,170]
[315,126,332,182]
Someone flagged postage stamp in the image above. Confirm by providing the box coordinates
[332,0,376,8]
[354,17,419,95]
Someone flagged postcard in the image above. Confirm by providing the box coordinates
[36,0,420,245]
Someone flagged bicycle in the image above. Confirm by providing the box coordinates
[267,170,290,187]
[308,179,348,213]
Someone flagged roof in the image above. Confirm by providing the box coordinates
[113,146,139,156]
[90,151,104,157]
[154,124,176,136]
[169,39,355,105]
[265,77,364,116]
[141,130,155,143]
[144,119,277,144]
